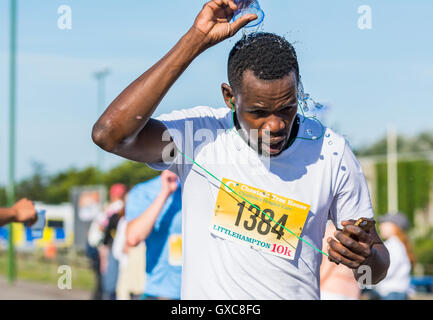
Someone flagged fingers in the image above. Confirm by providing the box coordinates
[341,219,356,226]
[230,13,257,35]
[26,215,38,227]
[209,0,237,13]
[341,224,372,244]
[212,0,237,11]
[327,240,364,269]
[209,0,237,23]
[327,228,372,269]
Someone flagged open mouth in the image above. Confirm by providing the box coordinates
[262,138,286,155]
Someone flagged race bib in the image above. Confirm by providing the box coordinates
[168,234,182,266]
[210,178,310,260]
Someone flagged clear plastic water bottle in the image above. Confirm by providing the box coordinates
[232,0,265,28]
[30,209,46,239]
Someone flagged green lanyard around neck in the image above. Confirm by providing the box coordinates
[174,101,329,257]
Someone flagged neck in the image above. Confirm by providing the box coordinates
[285,115,300,149]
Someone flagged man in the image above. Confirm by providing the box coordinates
[0,198,37,227]
[92,0,389,299]
[125,170,182,300]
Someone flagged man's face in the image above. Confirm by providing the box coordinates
[233,70,299,157]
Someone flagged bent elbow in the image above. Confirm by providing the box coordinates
[91,121,117,153]
[126,233,139,247]
[125,225,141,247]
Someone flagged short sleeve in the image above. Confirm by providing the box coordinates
[125,184,153,222]
[146,106,230,177]
[328,141,374,229]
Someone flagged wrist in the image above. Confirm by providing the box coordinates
[8,207,18,223]
[160,188,172,199]
[362,246,377,268]
[183,27,210,56]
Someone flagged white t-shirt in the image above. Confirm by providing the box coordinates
[148,106,374,300]
[375,236,411,297]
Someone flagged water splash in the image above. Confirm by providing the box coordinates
[297,79,329,115]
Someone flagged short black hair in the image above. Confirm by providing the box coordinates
[228,32,300,92]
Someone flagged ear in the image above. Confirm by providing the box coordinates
[221,83,235,111]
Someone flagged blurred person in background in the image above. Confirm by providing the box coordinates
[320,221,361,300]
[0,198,37,227]
[100,183,127,300]
[87,183,127,300]
[373,212,415,300]
[126,170,182,300]
[112,192,146,300]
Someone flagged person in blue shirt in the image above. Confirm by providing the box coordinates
[125,170,182,300]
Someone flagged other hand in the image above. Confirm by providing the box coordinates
[327,219,376,269]
[12,198,38,226]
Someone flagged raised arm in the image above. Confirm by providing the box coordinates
[92,0,257,163]
[126,171,179,246]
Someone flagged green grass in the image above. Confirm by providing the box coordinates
[0,250,95,291]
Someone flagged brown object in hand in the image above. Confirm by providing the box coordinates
[354,217,375,232]
[340,217,376,242]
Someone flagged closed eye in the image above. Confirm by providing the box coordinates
[249,109,268,117]
[279,105,297,113]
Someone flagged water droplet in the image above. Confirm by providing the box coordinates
[303,106,309,112]
[315,103,324,110]
[306,129,313,136]
[333,152,338,156]
[328,141,333,146]
[320,155,324,160]
[297,81,305,101]
[304,93,310,101]
[341,166,347,171]
[312,136,317,140]
[325,133,331,138]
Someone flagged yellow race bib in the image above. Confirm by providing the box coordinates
[210,178,310,260]
[168,234,182,266]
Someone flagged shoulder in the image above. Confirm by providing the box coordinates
[299,116,349,157]
[156,106,230,123]
[128,176,161,199]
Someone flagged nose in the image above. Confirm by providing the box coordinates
[262,115,286,134]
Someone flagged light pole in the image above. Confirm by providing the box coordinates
[7,0,18,284]
[387,124,398,214]
[93,68,110,173]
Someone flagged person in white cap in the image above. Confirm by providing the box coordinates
[374,212,415,300]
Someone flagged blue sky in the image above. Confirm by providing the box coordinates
[1,0,432,184]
